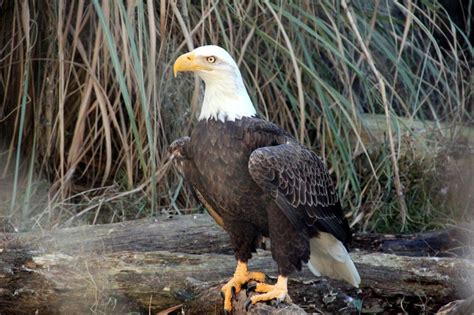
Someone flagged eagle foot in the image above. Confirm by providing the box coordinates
[244,275,290,311]
[221,261,266,312]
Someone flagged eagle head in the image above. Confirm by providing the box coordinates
[173,45,256,122]
[173,45,239,80]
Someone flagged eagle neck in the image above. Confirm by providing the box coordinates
[199,73,256,122]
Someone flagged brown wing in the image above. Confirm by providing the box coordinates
[248,141,351,245]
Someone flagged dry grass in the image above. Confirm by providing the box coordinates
[0,0,472,232]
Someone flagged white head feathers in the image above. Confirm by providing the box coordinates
[174,45,256,122]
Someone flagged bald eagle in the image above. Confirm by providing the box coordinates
[170,45,360,312]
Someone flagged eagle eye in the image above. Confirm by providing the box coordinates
[206,56,216,63]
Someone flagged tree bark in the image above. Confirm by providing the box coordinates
[0,214,472,314]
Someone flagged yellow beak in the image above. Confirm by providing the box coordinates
[173,52,211,77]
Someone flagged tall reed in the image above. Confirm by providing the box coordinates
[0,0,471,231]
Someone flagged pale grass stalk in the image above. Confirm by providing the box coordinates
[10,0,31,215]
[264,0,305,143]
[341,0,408,229]
[57,0,66,197]
[171,0,200,126]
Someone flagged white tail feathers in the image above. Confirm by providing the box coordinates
[307,232,361,287]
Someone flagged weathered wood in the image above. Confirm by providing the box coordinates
[352,225,474,257]
[0,214,473,314]
[358,114,474,148]
[2,248,473,314]
[3,214,233,255]
[4,214,471,258]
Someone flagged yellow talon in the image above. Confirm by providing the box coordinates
[221,261,266,312]
[250,275,289,305]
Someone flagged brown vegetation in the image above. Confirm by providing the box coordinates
[0,1,472,232]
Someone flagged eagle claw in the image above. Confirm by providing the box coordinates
[221,262,267,312]
[244,299,252,311]
[246,282,257,296]
[231,286,237,300]
[168,137,190,158]
[272,298,283,307]
[247,276,289,307]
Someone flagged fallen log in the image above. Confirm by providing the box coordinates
[352,225,474,257]
[5,214,471,258]
[0,214,472,314]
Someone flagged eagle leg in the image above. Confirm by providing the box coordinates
[221,261,266,312]
[245,275,289,310]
